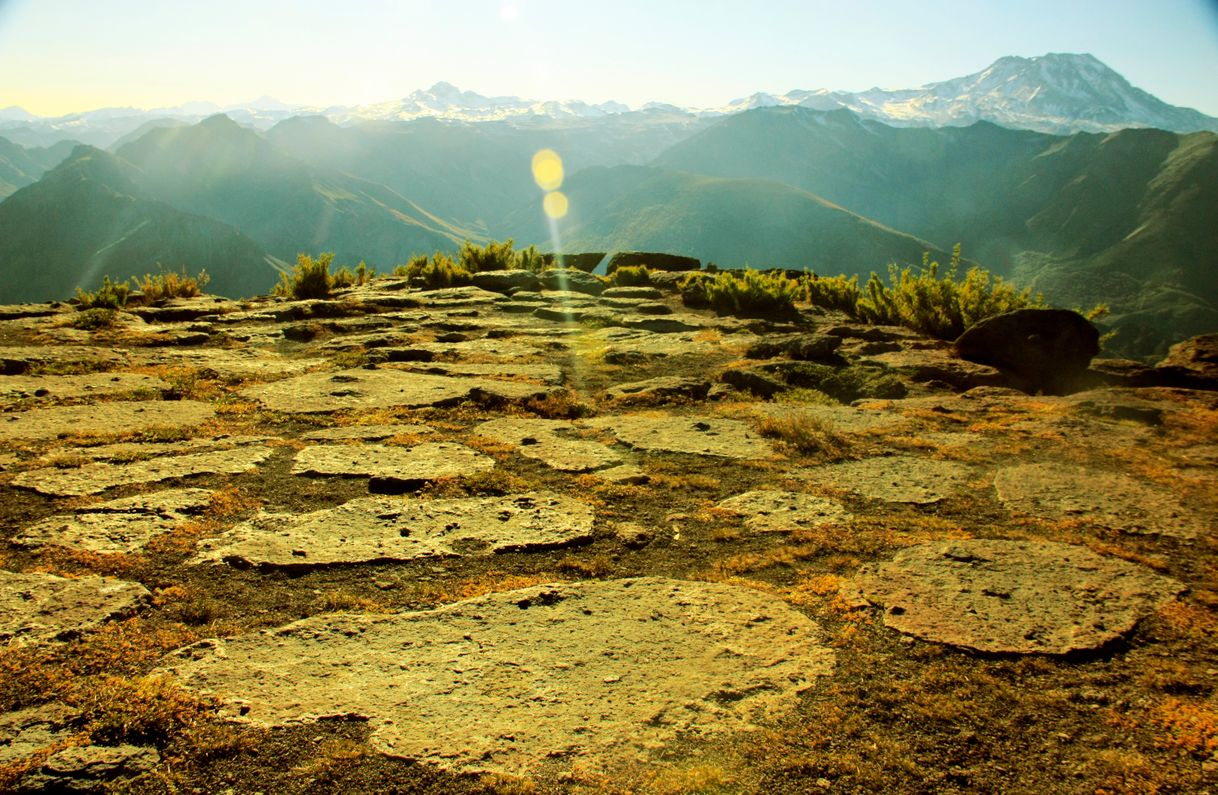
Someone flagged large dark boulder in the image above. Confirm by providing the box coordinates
[539,268,605,296]
[471,269,542,294]
[556,253,606,272]
[607,252,701,274]
[955,309,1099,395]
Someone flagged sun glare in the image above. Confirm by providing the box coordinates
[531,149,564,192]
[543,190,569,220]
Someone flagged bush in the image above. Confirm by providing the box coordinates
[273,252,335,299]
[134,268,210,303]
[703,268,801,319]
[458,239,519,272]
[679,272,714,309]
[610,265,652,287]
[399,251,472,289]
[802,273,863,314]
[71,307,119,330]
[74,275,130,309]
[331,260,374,289]
[855,245,1041,340]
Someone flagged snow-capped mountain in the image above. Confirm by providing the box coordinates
[2,54,1215,148]
[718,53,1218,134]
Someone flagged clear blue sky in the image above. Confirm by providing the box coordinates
[1,0,1216,116]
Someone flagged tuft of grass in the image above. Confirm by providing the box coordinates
[331,260,375,289]
[756,412,847,456]
[70,308,120,330]
[523,390,595,419]
[273,252,336,299]
[456,238,550,274]
[610,265,652,287]
[701,268,801,319]
[134,268,210,303]
[855,245,1041,339]
[74,275,130,309]
[398,251,473,288]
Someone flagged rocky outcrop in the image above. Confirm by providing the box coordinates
[955,308,1100,395]
[607,252,701,274]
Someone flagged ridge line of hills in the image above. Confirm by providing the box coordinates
[1,55,1216,359]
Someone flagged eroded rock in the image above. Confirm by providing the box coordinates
[243,368,551,413]
[858,540,1184,654]
[0,373,168,405]
[292,442,495,488]
[193,491,594,566]
[994,462,1208,538]
[161,578,833,774]
[716,491,850,533]
[12,445,272,497]
[15,488,212,553]
[20,743,160,793]
[474,418,623,472]
[0,400,214,442]
[586,415,774,459]
[0,572,149,645]
[807,454,973,504]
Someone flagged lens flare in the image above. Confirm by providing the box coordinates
[532,149,564,191]
[543,190,569,219]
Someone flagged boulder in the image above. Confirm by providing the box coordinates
[745,333,842,362]
[954,308,1100,395]
[604,376,711,404]
[555,252,606,272]
[1157,334,1218,386]
[471,269,542,294]
[538,268,605,295]
[607,252,701,274]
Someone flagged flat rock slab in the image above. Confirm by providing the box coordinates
[0,373,168,405]
[243,368,551,413]
[292,443,495,486]
[858,540,1184,654]
[716,491,850,533]
[14,488,212,553]
[161,578,834,775]
[807,455,973,504]
[993,462,1208,538]
[0,571,150,645]
[194,491,594,566]
[585,415,774,459]
[20,743,161,792]
[0,345,128,374]
[0,703,77,766]
[132,348,325,378]
[301,424,437,441]
[396,362,563,385]
[35,434,272,466]
[475,418,623,472]
[0,400,214,442]
[12,445,272,497]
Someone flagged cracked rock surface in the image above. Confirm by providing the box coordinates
[160,577,834,775]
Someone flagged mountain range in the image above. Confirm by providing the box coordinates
[0,53,1214,358]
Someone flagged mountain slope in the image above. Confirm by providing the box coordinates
[514,165,948,272]
[115,114,473,266]
[0,135,77,199]
[0,147,279,302]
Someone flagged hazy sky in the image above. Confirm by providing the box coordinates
[2,0,1217,116]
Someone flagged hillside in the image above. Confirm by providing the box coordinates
[0,136,76,199]
[115,115,474,267]
[655,108,1218,355]
[0,147,279,302]
[513,165,948,271]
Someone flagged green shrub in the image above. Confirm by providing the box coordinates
[855,245,1041,339]
[400,251,472,288]
[459,239,519,272]
[801,273,863,314]
[71,307,119,330]
[610,265,652,287]
[74,275,131,309]
[515,245,550,274]
[134,268,210,303]
[273,252,335,299]
[332,260,374,289]
[703,268,801,319]
[394,254,428,277]
[679,272,714,309]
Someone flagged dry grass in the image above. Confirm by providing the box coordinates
[415,572,559,606]
[755,412,847,457]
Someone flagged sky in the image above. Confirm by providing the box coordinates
[1,0,1217,117]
